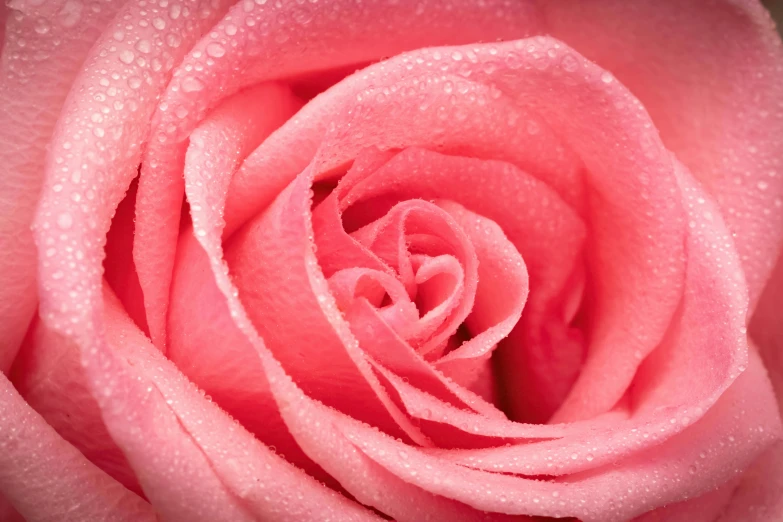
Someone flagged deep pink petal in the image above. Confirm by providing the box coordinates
[0,0,125,371]
[0,372,155,522]
[542,0,783,306]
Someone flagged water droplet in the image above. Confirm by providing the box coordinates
[169,4,182,19]
[152,17,166,30]
[128,76,142,89]
[504,52,522,70]
[600,71,614,84]
[58,0,82,28]
[93,127,105,138]
[206,42,226,58]
[758,180,769,191]
[57,212,73,229]
[181,77,204,92]
[119,50,135,64]
[135,39,152,54]
[561,53,578,72]
[34,18,51,35]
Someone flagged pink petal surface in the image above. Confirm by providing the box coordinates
[0,372,155,522]
[134,0,542,349]
[0,0,125,371]
[542,0,783,307]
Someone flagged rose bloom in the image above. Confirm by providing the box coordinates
[1,1,783,521]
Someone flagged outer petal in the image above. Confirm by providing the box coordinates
[542,0,783,306]
[0,0,126,370]
[0,372,155,522]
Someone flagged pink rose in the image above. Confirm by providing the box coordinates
[2,1,783,520]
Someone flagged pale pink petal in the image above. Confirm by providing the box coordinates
[0,372,154,522]
[133,0,543,350]
[0,0,126,371]
[542,0,783,306]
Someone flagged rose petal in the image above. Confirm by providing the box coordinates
[225,167,432,445]
[133,0,542,349]
[542,0,783,306]
[0,372,155,522]
[33,0,234,346]
[431,200,528,392]
[0,0,125,371]
[168,82,342,483]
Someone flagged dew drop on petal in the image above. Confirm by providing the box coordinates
[181,77,204,92]
[206,42,226,58]
[119,50,135,64]
[57,213,73,229]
